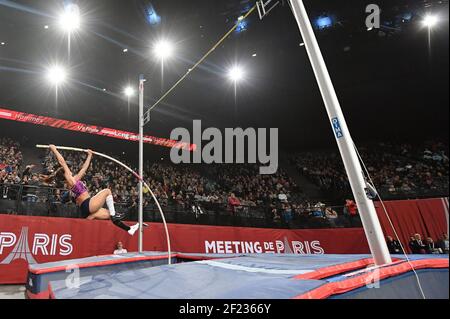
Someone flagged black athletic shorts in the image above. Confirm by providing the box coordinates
[79,198,91,218]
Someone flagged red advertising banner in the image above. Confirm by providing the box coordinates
[0,107,196,151]
[0,215,369,284]
[0,197,448,284]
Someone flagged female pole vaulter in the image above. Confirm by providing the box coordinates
[49,144,140,236]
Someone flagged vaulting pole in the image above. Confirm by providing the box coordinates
[138,75,145,253]
[289,0,392,265]
[36,144,172,264]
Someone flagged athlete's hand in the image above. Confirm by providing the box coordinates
[87,149,93,156]
[49,145,57,152]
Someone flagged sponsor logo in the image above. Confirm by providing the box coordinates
[17,114,44,124]
[331,117,344,139]
[0,227,73,265]
[204,237,324,255]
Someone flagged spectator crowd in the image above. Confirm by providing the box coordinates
[386,233,449,255]
[1,136,448,232]
[292,141,449,198]
[0,137,23,186]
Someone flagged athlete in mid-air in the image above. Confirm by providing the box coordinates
[49,144,140,236]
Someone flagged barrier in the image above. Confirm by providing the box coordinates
[0,215,369,284]
[1,197,448,284]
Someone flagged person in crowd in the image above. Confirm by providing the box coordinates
[437,233,449,254]
[343,199,359,226]
[21,164,35,183]
[386,236,404,254]
[113,242,128,255]
[282,204,293,224]
[278,191,288,203]
[325,207,339,227]
[425,237,442,254]
[271,206,281,222]
[344,199,358,216]
[310,204,325,218]
[227,193,241,214]
[409,233,427,254]
[38,167,64,187]
[24,174,40,202]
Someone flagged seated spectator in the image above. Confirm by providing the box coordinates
[227,193,241,214]
[21,164,35,183]
[386,236,404,254]
[113,242,128,255]
[24,174,40,202]
[282,204,293,224]
[325,207,339,227]
[425,237,442,254]
[409,234,427,254]
[271,207,281,222]
[310,204,325,218]
[278,191,288,203]
[437,233,449,254]
[344,199,358,217]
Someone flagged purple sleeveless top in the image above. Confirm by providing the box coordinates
[71,180,88,199]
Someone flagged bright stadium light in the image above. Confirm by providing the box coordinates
[123,86,135,121]
[59,4,81,33]
[124,86,135,97]
[422,14,439,28]
[153,40,174,60]
[228,66,245,82]
[46,66,67,86]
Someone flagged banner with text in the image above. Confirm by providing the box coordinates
[0,107,196,151]
[1,197,448,284]
[0,215,368,284]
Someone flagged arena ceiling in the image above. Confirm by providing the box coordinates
[0,0,448,150]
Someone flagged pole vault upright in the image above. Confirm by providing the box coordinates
[289,0,392,265]
[138,74,145,253]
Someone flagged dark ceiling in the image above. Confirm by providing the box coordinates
[0,0,448,152]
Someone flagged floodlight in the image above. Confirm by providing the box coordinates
[153,40,174,60]
[46,66,67,85]
[59,4,80,33]
[228,66,245,82]
[423,14,439,28]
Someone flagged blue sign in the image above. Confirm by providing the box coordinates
[332,117,344,139]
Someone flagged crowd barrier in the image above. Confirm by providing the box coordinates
[0,195,448,284]
[0,183,359,229]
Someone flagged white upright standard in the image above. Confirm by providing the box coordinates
[138,74,145,253]
[289,0,392,265]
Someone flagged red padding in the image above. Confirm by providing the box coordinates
[294,258,449,299]
[26,289,50,300]
[29,254,175,275]
[295,257,402,280]
[30,252,235,275]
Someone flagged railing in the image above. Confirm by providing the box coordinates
[0,183,362,229]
